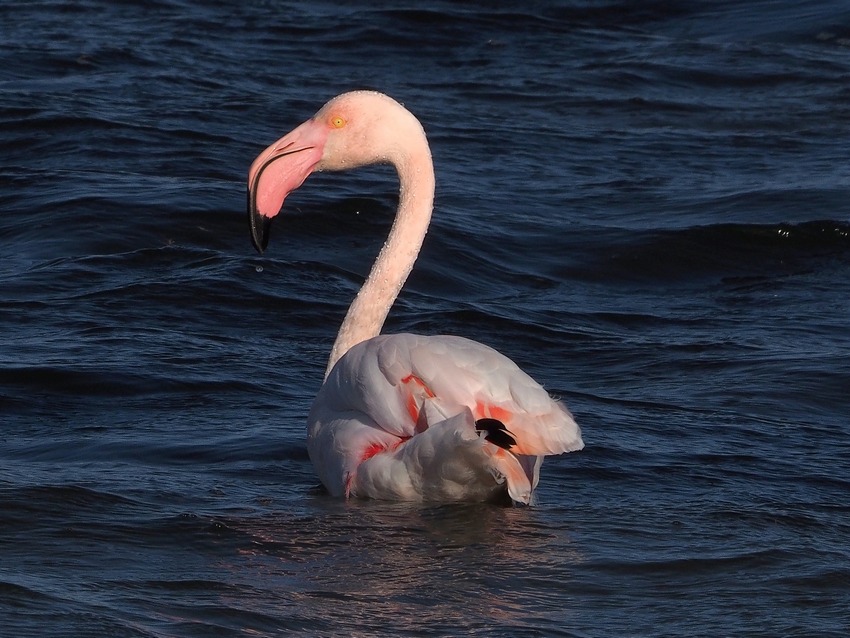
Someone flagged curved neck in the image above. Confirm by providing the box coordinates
[325,146,435,378]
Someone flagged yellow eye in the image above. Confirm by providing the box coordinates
[330,116,346,129]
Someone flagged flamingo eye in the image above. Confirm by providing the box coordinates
[330,116,346,129]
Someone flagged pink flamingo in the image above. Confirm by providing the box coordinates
[248,91,583,504]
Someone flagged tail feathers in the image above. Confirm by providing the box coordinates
[506,402,584,457]
[423,396,582,458]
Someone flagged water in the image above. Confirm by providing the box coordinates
[2,1,850,636]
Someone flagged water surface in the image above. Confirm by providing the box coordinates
[2,1,849,636]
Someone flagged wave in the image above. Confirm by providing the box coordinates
[558,219,850,285]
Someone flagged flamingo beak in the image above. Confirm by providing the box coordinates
[247,118,328,254]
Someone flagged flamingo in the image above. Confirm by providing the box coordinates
[247,91,583,504]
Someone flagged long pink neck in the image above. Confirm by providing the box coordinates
[324,143,436,378]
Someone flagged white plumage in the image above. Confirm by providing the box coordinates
[308,334,583,503]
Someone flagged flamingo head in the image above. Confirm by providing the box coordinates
[247,90,423,253]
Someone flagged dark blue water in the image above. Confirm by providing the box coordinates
[2,1,850,636]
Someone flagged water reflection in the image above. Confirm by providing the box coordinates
[226,498,585,634]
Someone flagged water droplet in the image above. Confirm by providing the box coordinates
[256,265,264,273]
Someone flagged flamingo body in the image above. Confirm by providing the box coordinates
[308,333,582,503]
[247,91,584,504]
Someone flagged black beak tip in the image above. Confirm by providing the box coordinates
[251,216,271,255]
[248,190,273,255]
